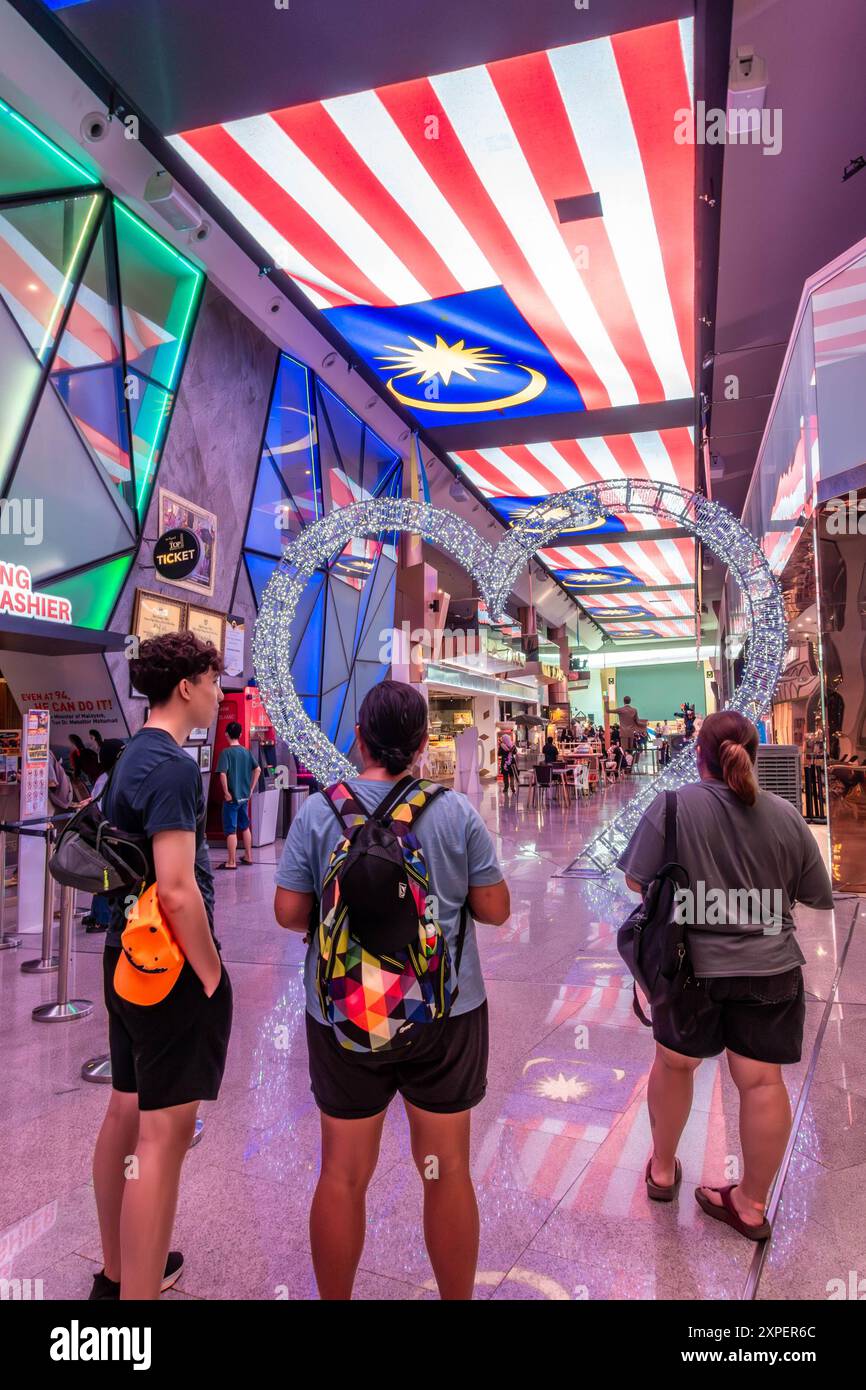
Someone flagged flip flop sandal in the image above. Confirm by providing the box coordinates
[694,1185,771,1241]
[645,1156,682,1202]
[216,863,238,871]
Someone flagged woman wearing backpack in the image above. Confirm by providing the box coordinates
[617,711,833,1239]
[274,680,510,1299]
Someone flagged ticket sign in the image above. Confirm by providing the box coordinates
[0,563,72,624]
[153,528,201,581]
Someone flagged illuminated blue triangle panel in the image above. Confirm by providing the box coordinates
[243,349,405,761]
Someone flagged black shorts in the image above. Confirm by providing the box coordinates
[305,1001,489,1120]
[104,945,233,1110]
[651,966,805,1064]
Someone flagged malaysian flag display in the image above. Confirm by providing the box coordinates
[170,15,699,641]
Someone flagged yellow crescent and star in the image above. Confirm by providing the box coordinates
[376,333,547,413]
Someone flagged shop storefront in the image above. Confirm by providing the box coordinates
[721,235,866,890]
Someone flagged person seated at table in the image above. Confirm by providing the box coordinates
[542,737,559,765]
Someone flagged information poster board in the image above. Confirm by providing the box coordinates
[224,615,245,679]
[18,707,49,932]
[0,729,20,784]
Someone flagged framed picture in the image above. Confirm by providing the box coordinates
[158,488,218,598]
[186,604,226,658]
[130,589,187,699]
[182,745,199,764]
[198,745,212,773]
[189,727,208,742]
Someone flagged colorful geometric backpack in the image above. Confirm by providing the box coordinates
[316,775,466,1053]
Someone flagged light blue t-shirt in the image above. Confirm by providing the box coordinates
[275,778,503,1022]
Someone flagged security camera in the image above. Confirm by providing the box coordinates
[189,221,211,244]
[81,112,110,143]
[266,296,282,315]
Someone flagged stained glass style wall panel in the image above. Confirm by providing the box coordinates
[243,351,402,756]
[0,98,204,628]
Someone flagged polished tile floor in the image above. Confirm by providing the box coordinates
[1,774,862,1300]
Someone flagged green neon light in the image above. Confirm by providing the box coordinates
[42,553,134,630]
[113,199,205,273]
[113,199,204,392]
[165,272,203,391]
[0,99,100,186]
[37,193,102,360]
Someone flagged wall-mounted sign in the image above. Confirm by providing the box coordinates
[1,652,129,742]
[159,489,217,597]
[0,563,72,625]
[154,527,201,581]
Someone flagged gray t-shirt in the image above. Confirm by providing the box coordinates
[275,778,504,1021]
[617,779,834,977]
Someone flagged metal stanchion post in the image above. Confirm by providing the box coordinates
[0,827,21,951]
[81,1053,113,1084]
[21,825,58,974]
[32,884,93,1022]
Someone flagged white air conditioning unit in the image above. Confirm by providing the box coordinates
[756,744,802,812]
[727,45,768,136]
[144,170,203,232]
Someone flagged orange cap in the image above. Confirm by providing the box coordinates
[114,884,185,1005]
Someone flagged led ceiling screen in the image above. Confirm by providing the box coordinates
[0,98,203,628]
[172,18,694,426]
[452,435,697,641]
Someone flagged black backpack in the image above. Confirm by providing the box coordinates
[49,754,151,896]
[617,790,692,1026]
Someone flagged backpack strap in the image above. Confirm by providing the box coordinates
[320,782,369,836]
[380,778,445,839]
[454,902,470,977]
[663,789,678,863]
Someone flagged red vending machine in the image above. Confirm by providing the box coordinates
[206,685,276,841]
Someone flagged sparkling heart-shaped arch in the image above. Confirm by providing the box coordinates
[253,482,785,871]
[252,494,603,786]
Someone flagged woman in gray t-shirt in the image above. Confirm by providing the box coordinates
[618,710,832,1240]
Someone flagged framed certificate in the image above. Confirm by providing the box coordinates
[130,590,187,698]
[186,604,226,657]
[198,744,212,773]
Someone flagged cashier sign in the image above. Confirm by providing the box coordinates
[0,564,72,624]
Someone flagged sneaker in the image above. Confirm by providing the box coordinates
[87,1251,184,1299]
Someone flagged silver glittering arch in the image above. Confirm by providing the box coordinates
[503,480,787,871]
[253,494,603,786]
[253,484,786,865]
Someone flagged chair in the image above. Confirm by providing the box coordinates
[571,764,590,798]
[515,765,535,800]
[530,763,553,807]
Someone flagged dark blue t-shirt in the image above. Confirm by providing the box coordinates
[102,727,214,948]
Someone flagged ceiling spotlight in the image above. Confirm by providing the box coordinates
[364,395,378,411]
[702,351,715,371]
[449,479,468,502]
[398,428,411,442]
[321,351,338,369]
